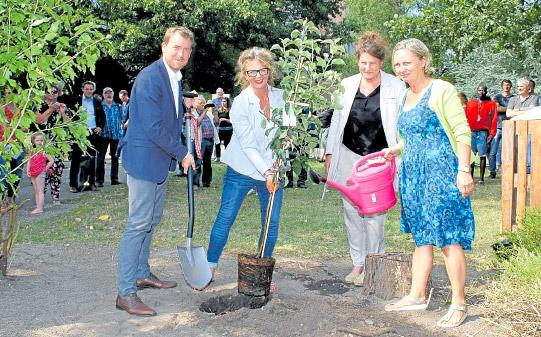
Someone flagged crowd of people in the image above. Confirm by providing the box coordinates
[1,71,243,213]
[2,24,538,329]
[460,78,539,183]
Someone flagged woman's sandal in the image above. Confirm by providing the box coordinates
[384,288,434,312]
[437,303,468,328]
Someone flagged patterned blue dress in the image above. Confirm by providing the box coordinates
[397,84,475,250]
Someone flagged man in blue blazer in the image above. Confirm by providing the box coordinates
[116,27,196,316]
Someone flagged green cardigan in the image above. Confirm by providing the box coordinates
[398,79,471,157]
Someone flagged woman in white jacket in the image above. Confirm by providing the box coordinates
[207,47,284,276]
[325,32,405,286]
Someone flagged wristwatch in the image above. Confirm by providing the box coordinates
[458,165,470,173]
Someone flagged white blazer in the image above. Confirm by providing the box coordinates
[326,71,406,181]
[222,85,285,181]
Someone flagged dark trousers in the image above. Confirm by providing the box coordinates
[201,138,214,186]
[286,151,307,185]
[7,152,25,198]
[190,140,201,186]
[96,138,120,184]
[70,133,101,188]
[286,166,307,184]
[218,129,233,148]
[44,157,64,200]
[216,129,233,158]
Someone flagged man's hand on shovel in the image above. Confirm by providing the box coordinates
[181,153,196,174]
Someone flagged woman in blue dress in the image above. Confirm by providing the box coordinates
[383,39,475,328]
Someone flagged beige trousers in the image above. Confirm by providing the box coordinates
[336,144,386,267]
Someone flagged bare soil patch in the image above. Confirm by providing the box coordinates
[1,243,491,337]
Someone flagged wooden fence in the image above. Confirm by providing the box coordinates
[501,120,541,232]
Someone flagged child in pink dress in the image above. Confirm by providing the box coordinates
[27,132,53,214]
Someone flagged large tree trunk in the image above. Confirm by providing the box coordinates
[363,252,417,300]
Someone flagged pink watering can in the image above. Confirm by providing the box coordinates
[310,151,397,215]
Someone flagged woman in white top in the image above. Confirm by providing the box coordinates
[325,32,405,286]
[207,47,285,275]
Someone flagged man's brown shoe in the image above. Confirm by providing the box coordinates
[115,294,156,316]
[136,272,177,289]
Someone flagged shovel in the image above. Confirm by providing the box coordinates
[176,110,212,290]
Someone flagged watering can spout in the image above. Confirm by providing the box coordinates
[309,169,360,205]
[310,151,397,215]
[324,180,359,202]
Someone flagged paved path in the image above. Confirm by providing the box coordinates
[15,158,128,213]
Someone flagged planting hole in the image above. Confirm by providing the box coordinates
[199,294,270,315]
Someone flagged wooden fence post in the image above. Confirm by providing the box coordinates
[530,121,541,208]
[515,121,529,226]
[501,120,541,232]
[501,120,515,232]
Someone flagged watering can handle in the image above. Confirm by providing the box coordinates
[352,150,396,176]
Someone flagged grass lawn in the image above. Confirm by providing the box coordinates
[18,161,503,268]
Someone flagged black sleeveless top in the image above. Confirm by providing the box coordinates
[342,86,388,156]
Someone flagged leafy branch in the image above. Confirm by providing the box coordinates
[0,0,108,194]
[267,19,344,179]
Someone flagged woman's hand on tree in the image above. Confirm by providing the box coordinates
[264,170,280,193]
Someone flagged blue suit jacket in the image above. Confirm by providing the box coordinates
[121,59,187,183]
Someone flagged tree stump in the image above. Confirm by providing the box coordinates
[363,252,415,300]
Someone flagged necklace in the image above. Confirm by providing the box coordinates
[257,90,270,119]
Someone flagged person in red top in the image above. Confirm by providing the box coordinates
[465,84,498,184]
[27,132,54,214]
[1,88,25,204]
[0,101,14,141]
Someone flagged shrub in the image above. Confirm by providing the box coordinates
[507,208,541,255]
[484,209,541,336]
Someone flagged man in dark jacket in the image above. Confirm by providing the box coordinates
[69,80,105,192]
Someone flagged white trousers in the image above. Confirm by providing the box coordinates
[336,144,386,267]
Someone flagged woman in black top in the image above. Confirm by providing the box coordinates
[217,96,233,148]
[325,32,405,286]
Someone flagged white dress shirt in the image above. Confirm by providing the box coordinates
[162,58,183,117]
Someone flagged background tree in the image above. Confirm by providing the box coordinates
[94,0,342,93]
[0,0,107,192]
[384,0,541,81]
[339,0,411,77]
[344,0,407,38]
[448,39,541,95]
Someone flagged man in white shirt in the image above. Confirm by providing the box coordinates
[116,27,196,317]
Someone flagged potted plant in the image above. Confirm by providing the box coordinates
[237,19,345,297]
